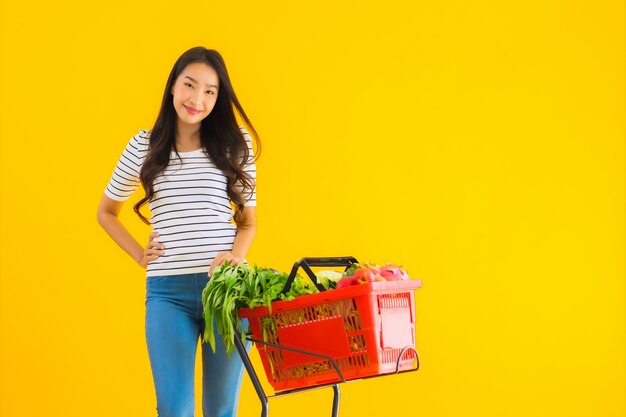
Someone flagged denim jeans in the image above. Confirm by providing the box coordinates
[145,272,251,417]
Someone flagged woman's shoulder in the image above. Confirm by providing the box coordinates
[133,129,151,145]
[123,129,150,156]
[137,128,151,139]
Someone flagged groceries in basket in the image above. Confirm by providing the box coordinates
[335,262,410,288]
[201,260,416,356]
[237,257,422,391]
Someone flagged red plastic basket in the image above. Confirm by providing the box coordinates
[238,280,422,391]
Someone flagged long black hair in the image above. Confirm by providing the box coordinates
[134,46,261,224]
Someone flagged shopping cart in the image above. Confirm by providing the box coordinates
[233,257,422,417]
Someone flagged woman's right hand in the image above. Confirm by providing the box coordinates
[138,231,165,268]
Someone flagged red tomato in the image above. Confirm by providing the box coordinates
[336,276,357,288]
[354,267,375,283]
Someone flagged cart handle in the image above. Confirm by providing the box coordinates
[281,257,359,294]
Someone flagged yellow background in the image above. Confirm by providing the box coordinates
[1,1,624,416]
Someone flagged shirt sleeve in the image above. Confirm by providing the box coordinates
[103,130,149,201]
[238,126,257,207]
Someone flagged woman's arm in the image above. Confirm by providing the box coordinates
[96,194,164,268]
[209,206,256,274]
[232,206,257,259]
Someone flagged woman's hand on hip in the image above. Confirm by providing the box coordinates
[138,231,165,268]
[209,252,241,275]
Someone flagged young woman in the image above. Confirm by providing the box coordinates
[97,46,260,417]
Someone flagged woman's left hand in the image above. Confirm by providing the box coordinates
[209,251,242,275]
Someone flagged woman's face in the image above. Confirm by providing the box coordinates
[171,62,219,127]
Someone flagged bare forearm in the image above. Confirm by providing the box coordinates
[97,212,144,265]
[231,225,256,260]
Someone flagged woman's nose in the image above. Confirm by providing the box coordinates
[192,92,203,108]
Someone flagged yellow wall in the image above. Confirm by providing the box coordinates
[1,1,623,416]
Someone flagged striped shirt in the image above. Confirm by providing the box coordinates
[104,126,257,277]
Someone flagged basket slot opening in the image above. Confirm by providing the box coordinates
[341,299,361,332]
[378,292,411,310]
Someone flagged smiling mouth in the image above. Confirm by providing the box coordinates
[184,105,202,114]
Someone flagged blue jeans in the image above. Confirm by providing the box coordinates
[145,272,251,417]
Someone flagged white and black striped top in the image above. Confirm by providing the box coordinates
[104,126,257,277]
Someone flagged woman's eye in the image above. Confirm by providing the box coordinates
[185,82,193,88]
[206,90,214,95]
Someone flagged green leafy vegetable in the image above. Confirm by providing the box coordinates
[315,270,343,290]
[278,274,318,301]
[201,262,319,355]
[342,263,361,277]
